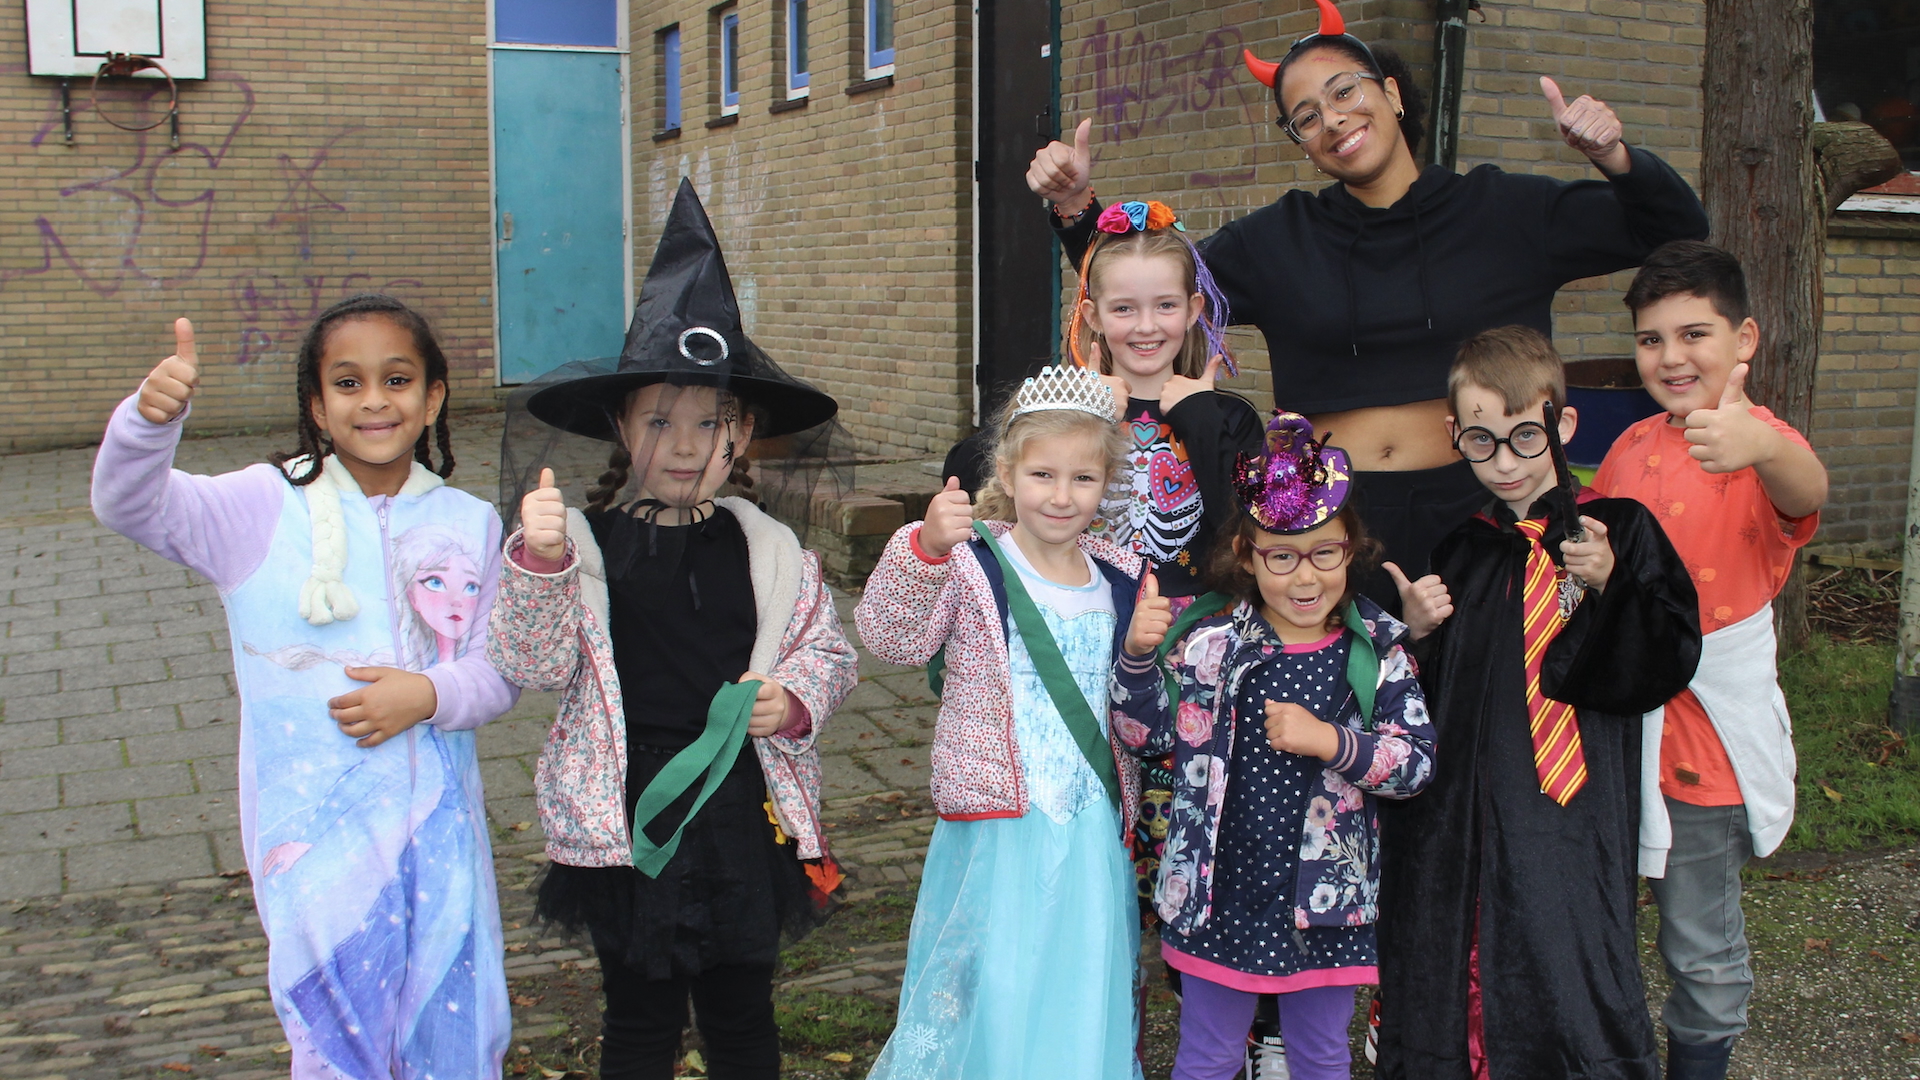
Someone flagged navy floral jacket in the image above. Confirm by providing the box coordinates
[1109,595,1435,936]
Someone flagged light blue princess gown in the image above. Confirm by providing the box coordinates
[868,542,1141,1080]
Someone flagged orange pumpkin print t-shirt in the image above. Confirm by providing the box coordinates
[1592,406,1818,806]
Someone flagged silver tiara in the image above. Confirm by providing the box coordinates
[1008,365,1117,422]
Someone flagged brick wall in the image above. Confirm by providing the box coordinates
[1817,225,1920,549]
[627,0,972,460]
[0,0,498,452]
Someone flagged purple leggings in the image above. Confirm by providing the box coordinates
[1171,974,1357,1080]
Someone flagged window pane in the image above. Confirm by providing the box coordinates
[663,28,681,129]
[722,12,739,105]
[792,0,808,77]
[868,0,893,70]
[497,0,618,48]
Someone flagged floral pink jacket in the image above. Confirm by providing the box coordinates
[487,497,857,866]
[854,520,1144,835]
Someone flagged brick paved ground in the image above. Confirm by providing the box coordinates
[0,414,937,1077]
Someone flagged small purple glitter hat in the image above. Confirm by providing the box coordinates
[1232,412,1354,535]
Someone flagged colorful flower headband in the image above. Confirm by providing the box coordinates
[1069,200,1236,377]
[1232,412,1354,535]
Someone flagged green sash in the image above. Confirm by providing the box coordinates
[972,523,1122,811]
[1153,595,1383,730]
[628,679,761,877]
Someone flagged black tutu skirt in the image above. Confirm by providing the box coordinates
[535,743,823,980]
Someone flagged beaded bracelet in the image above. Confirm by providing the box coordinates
[1050,186,1096,225]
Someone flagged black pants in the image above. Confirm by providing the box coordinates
[596,942,780,1080]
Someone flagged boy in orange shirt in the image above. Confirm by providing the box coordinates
[1593,241,1829,1080]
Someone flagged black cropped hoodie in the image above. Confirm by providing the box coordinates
[1056,146,1710,414]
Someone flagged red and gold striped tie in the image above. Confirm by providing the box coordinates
[1514,518,1586,805]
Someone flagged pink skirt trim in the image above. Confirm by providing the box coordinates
[1162,943,1378,994]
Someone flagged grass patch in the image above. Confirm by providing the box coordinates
[777,889,917,977]
[774,990,898,1055]
[1779,638,1919,852]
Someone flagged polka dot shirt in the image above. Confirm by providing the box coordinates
[1161,630,1376,976]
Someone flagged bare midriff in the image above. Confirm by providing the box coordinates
[1304,398,1456,472]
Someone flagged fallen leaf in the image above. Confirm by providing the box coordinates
[1900,1032,1920,1045]
[198,1044,225,1057]
[273,1043,292,1054]
[1804,937,1831,952]
[540,1069,566,1080]
[512,994,542,1007]
[512,821,532,832]
[1820,783,1843,803]
[824,1051,855,1063]
[161,1066,193,1075]
[506,942,529,953]
[1870,950,1891,962]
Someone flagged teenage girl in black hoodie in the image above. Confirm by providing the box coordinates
[1027,0,1709,612]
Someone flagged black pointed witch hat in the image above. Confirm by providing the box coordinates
[525,178,839,441]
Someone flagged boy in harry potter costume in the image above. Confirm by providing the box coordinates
[1373,326,1701,1080]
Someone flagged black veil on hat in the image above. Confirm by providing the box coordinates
[500,178,850,543]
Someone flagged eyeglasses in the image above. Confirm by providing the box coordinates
[1280,72,1378,143]
[1453,422,1551,463]
[1249,540,1352,577]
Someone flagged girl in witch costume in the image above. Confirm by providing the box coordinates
[93,297,516,1078]
[486,179,857,1079]
[1111,413,1434,1080]
[856,365,1145,1080]
[1026,0,1709,617]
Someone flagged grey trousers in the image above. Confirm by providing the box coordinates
[1648,797,1755,1045]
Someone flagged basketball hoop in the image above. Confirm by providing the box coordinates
[87,53,179,147]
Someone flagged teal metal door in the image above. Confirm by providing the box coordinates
[492,48,629,384]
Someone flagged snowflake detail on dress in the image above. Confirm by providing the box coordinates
[895,1022,942,1059]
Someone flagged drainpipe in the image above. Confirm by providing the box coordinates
[1427,0,1473,170]
[1893,385,1920,735]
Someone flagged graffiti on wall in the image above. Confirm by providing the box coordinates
[5,71,385,364]
[1072,21,1279,208]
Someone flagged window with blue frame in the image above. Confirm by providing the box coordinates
[720,8,740,114]
[865,0,893,77]
[660,26,682,131]
[787,0,809,95]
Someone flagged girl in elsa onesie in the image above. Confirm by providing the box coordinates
[92,297,516,1080]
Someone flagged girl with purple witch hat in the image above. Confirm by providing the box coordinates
[1110,413,1435,1080]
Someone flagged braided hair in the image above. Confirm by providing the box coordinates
[276,294,457,487]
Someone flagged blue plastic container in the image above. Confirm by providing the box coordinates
[1563,358,1660,468]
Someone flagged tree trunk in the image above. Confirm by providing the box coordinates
[1811,122,1904,213]
[1700,0,1820,651]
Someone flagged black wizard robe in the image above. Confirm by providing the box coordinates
[1374,491,1701,1080]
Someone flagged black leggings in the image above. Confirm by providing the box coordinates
[596,944,780,1080]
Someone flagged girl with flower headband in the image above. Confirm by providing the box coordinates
[1111,411,1434,1080]
[1067,198,1264,600]
[857,365,1147,1079]
[1027,0,1709,623]
[1066,198,1269,974]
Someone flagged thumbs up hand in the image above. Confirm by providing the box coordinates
[1384,562,1453,642]
[918,477,977,559]
[1026,117,1095,217]
[1683,363,1775,474]
[138,318,201,424]
[1541,77,1628,173]
[521,467,569,564]
[1125,573,1175,657]
[1159,354,1228,412]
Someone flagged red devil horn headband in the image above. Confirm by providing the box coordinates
[1243,0,1357,88]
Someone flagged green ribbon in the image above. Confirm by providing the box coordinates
[628,679,760,878]
[973,523,1122,811]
